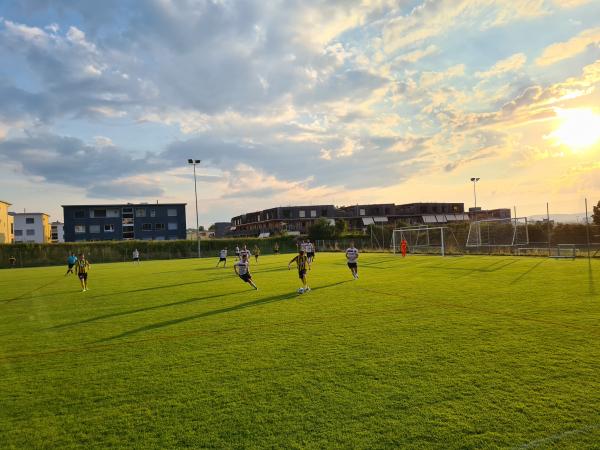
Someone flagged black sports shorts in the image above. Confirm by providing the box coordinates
[298,269,307,279]
[347,262,357,269]
[78,273,88,280]
[239,273,252,282]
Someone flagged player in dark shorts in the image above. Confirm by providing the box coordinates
[253,245,260,263]
[66,253,77,275]
[234,254,258,290]
[288,249,311,293]
[273,242,280,254]
[9,255,16,268]
[306,240,315,263]
[216,248,227,267]
[345,244,359,279]
[75,253,91,291]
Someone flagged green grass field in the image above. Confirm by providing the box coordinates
[1,253,599,449]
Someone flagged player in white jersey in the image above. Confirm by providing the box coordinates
[306,240,316,263]
[234,254,258,290]
[345,243,359,279]
[239,244,251,260]
[132,248,140,264]
[235,245,240,260]
[216,248,227,267]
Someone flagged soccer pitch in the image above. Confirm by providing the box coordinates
[1,253,599,449]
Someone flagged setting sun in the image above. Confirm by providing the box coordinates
[549,108,600,151]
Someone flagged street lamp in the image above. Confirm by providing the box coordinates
[470,177,480,209]
[188,159,201,258]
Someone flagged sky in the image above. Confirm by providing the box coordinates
[1,0,600,227]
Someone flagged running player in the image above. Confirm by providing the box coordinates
[288,249,311,293]
[253,245,260,264]
[235,245,240,260]
[240,244,251,260]
[345,243,359,279]
[217,248,227,267]
[401,239,408,258]
[234,254,258,290]
[65,253,77,275]
[75,253,91,291]
[132,248,140,263]
[306,240,316,263]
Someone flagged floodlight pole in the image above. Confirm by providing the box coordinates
[585,198,592,261]
[188,159,202,258]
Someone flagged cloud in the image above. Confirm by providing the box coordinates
[475,53,527,78]
[87,179,165,199]
[536,27,600,66]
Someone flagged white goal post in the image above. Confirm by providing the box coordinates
[391,226,449,256]
[466,217,529,248]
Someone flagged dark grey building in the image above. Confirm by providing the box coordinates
[229,202,470,237]
[62,203,187,242]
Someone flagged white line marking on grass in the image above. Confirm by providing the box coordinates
[515,424,599,449]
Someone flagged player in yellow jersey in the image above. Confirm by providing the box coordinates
[75,253,91,292]
[288,249,311,294]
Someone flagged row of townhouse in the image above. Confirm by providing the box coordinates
[228,202,511,237]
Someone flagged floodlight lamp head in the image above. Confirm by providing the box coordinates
[470,177,480,182]
[187,159,193,164]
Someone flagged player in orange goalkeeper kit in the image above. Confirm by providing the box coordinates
[401,239,408,258]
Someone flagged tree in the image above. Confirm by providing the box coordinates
[208,224,216,231]
[334,219,347,236]
[308,218,336,240]
[593,200,600,225]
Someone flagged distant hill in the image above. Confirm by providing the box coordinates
[527,213,591,224]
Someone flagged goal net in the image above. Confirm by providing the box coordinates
[466,217,529,248]
[391,226,450,256]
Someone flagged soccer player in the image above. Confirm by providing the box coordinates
[288,249,311,293]
[273,242,280,254]
[253,245,260,263]
[216,248,227,267]
[345,242,359,279]
[235,245,240,260]
[306,240,316,263]
[75,253,91,292]
[401,239,408,258]
[234,254,258,290]
[65,253,77,275]
[8,255,16,268]
[132,248,140,263]
[240,244,251,260]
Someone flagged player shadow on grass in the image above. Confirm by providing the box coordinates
[46,290,249,330]
[588,259,596,296]
[510,259,545,285]
[0,276,67,303]
[96,280,352,343]
[421,258,519,278]
[87,277,231,299]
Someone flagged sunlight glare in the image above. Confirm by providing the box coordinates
[549,108,600,151]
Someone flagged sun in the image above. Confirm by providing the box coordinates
[548,108,600,151]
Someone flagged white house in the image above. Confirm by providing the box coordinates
[51,221,65,243]
[11,213,51,243]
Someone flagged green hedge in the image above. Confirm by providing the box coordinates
[0,237,299,269]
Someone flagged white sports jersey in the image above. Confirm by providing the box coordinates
[219,249,227,258]
[133,250,139,258]
[300,242,308,252]
[346,247,359,263]
[235,260,249,275]
[306,243,314,253]
[240,248,251,259]
[235,247,240,254]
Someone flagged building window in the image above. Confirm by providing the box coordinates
[142,223,152,231]
[89,225,101,234]
[136,208,147,217]
[359,209,366,216]
[155,223,166,231]
[25,217,35,224]
[168,222,178,230]
[92,209,106,218]
[167,208,177,217]
[104,224,115,232]
[310,210,317,218]
[107,209,120,218]
[299,210,305,218]
[321,209,328,217]
[150,209,156,218]
[283,210,291,219]
[74,210,85,218]
[14,230,23,236]
[75,225,86,234]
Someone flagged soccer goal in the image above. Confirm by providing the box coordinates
[391,226,458,256]
[466,217,529,248]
